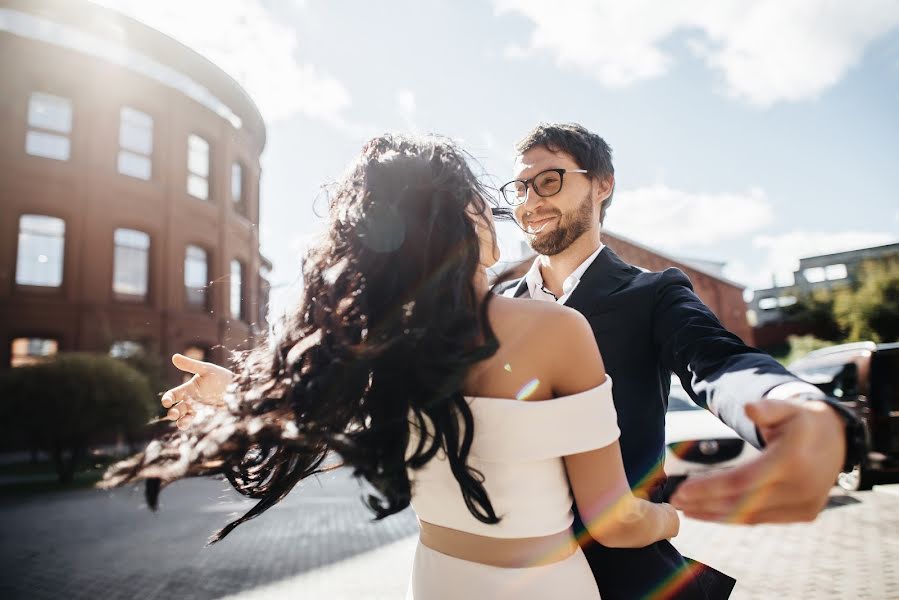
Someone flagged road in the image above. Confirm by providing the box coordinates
[1,469,897,599]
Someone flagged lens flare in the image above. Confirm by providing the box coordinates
[515,378,540,401]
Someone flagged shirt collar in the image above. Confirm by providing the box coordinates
[524,244,605,302]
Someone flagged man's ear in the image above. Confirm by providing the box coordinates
[593,175,614,204]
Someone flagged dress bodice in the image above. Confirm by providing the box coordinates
[408,377,619,538]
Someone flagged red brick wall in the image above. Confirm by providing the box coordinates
[602,233,753,345]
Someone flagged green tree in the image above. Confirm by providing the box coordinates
[782,289,845,341]
[834,258,899,343]
[0,353,156,483]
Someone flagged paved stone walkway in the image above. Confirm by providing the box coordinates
[1,469,897,599]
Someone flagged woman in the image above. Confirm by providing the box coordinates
[101,134,679,598]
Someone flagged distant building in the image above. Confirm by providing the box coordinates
[498,230,754,345]
[0,0,270,379]
[749,242,899,348]
[750,242,899,326]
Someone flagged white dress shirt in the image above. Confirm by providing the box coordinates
[522,245,605,305]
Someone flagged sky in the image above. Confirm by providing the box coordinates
[92,0,899,317]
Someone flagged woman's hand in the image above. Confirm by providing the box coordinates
[160,353,234,430]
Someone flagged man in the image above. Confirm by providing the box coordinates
[495,123,865,599]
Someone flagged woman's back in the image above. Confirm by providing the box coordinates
[406,296,618,599]
[461,295,605,401]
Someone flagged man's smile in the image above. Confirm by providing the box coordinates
[524,214,559,234]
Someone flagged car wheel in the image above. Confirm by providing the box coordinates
[838,464,875,492]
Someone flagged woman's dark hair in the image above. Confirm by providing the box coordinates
[101,133,502,542]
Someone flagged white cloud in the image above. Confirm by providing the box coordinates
[608,184,773,251]
[749,230,898,288]
[494,0,899,106]
[92,0,351,124]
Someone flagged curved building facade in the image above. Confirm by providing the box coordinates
[0,0,270,378]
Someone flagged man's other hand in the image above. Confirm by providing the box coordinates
[670,398,845,524]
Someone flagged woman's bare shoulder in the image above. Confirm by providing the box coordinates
[491,296,587,328]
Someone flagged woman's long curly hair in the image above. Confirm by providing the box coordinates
[101,133,505,543]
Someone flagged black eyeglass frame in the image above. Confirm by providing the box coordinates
[499,168,590,206]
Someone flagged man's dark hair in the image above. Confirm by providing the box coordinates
[515,123,615,224]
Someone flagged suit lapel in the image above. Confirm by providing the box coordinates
[510,276,529,298]
[563,247,637,315]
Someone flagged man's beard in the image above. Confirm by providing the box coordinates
[525,192,594,256]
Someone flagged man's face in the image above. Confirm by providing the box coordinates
[511,146,601,256]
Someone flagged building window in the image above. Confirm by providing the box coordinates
[230,260,244,320]
[803,267,826,284]
[109,340,143,359]
[10,337,58,367]
[16,215,65,287]
[184,245,208,308]
[182,345,208,382]
[118,107,153,180]
[825,263,848,281]
[804,264,849,284]
[26,92,72,161]
[113,228,150,300]
[231,162,243,205]
[758,297,778,310]
[187,134,210,200]
[777,295,798,307]
[183,345,206,361]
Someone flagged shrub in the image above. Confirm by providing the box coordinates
[0,353,156,483]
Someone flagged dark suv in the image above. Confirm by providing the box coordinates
[789,342,899,491]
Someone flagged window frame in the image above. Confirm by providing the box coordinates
[184,244,210,310]
[25,91,73,162]
[112,227,151,302]
[15,214,66,290]
[118,106,154,181]
[229,259,244,321]
[187,134,211,201]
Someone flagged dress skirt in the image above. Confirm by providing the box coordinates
[406,541,601,599]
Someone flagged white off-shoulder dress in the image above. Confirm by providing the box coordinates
[406,377,620,599]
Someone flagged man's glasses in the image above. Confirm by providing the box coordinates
[499,168,589,206]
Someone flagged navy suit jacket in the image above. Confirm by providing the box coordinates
[499,247,803,599]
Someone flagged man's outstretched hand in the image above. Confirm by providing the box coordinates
[160,353,234,430]
[670,398,845,524]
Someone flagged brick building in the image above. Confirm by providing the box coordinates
[0,0,270,379]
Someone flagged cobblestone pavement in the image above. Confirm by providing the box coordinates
[1,470,897,599]
[0,468,418,600]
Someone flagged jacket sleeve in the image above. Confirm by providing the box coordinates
[651,268,801,448]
